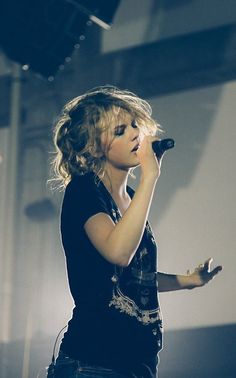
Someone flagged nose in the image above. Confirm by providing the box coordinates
[130,124,140,140]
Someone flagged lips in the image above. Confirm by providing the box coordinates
[131,143,140,152]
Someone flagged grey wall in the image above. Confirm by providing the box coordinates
[149,82,236,330]
[102,0,236,52]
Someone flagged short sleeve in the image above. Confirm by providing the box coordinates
[61,173,110,230]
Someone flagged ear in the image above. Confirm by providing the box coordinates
[94,150,105,158]
[92,142,106,158]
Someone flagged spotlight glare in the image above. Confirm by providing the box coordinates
[22,64,29,71]
[65,57,72,63]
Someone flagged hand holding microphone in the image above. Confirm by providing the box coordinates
[137,136,175,181]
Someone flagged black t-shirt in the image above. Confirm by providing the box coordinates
[60,173,163,378]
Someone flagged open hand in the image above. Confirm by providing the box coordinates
[186,258,222,289]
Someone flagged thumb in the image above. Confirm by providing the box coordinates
[204,257,213,271]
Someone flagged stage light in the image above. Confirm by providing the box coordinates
[22,64,29,71]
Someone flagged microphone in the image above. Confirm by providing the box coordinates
[152,138,175,159]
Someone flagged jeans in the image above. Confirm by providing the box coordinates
[46,351,132,378]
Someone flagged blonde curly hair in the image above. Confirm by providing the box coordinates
[49,85,162,190]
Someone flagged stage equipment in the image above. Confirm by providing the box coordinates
[0,0,120,79]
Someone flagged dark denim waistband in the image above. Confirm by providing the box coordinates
[53,350,133,377]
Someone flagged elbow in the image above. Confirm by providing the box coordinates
[116,259,130,268]
[102,242,135,267]
[112,251,134,268]
[100,247,131,267]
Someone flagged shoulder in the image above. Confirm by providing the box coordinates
[67,172,96,189]
[62,172,110,217]
[65,173,102,198]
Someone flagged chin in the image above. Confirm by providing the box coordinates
[130,162,140,168]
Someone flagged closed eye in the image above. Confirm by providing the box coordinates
[114,124,126,136]
[114,120,138,136]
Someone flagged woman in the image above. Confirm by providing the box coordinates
[48,85,222,378]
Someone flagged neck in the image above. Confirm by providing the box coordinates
[101,166,130,199]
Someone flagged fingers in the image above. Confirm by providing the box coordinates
[148,136,165,163]
[139,135,158,153]
[193,262,204,273]
[137,136,161,179]
[200,259,223,284]
[190,258,222,276]
[209,265,223,279]
[203,257,213,271]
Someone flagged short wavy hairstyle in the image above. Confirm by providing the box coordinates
[49,85,162,190]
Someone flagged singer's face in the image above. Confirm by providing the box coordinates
[101,109,142,171]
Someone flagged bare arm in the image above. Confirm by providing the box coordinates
[158,258,222,292]
[85,175,157,266]
[84,136,160,267]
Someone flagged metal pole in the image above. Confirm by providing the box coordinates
[0,62,22,377]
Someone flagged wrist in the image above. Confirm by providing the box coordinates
[177,274,197,290]
[140,173,158,186]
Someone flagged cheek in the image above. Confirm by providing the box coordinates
[107,141,127,161]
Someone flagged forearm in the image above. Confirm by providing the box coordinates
[157,272,195,292]
[107,175,157,266]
